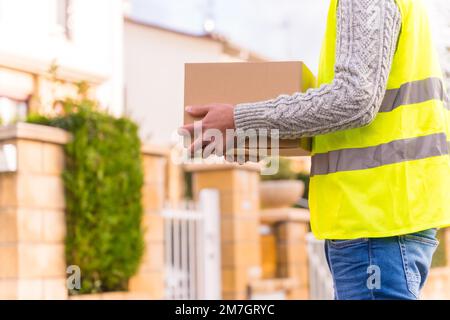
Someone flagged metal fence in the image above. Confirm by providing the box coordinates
[306,233,334,300]
[162,189,221,300]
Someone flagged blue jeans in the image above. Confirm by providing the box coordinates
[324,229,439,300]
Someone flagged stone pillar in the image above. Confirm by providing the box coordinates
[129,145,168,299]
[261,208,310,300]
[166,148,185,206]
[187,163,262,300]
[260,227,278,279]
[277,221,309,299]
[0,123,70,300]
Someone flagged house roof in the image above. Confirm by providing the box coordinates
[124,17,213,40]
[124,17,268,62]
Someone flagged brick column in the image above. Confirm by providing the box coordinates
[187,163,262,300]
[128,145,168,299]
[0,123,70,300]
[166,148,185,206]
[261,208,310,300]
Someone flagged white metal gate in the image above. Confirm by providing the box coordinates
[163,189,221,300]
[306,233,334,300]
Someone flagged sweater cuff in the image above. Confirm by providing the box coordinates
[233,103,271,132]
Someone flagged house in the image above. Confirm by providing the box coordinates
[0,0,124,124]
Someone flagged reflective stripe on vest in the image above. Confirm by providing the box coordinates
[311,132,450,176]
[380,77,449,112]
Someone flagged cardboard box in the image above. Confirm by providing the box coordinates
[184,62,316,157]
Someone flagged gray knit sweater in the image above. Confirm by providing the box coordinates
[234,0,402,138]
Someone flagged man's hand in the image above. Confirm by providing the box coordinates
[179,103,235,155]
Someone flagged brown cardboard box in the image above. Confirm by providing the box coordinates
[184,62,316,157]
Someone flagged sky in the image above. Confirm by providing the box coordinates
[130,0,209,36]
[130,0,330,74]
[130,0,449,77]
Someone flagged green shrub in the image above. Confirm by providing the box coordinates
[28,97,144,294]
[261,157,297,181]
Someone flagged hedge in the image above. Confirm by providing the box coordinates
[28,96,145,294]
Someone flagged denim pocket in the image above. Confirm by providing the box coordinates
[404,228,440,247]
[399,229,439,299]
[328,238,369,249]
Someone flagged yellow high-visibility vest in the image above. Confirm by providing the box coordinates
[310,0,450,239]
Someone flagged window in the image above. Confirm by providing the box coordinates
[0,97,28,125]
[56,0,73,39]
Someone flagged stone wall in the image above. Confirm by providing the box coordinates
[129,145,168,299]
[0,123,70,299]
[260,208,310,300]
[0,124,268,300]
[0,123,169,300]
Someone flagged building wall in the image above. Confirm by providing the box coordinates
[0,0,124,117]
[124,20,245,145]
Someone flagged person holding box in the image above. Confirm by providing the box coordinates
[180,0,450,300]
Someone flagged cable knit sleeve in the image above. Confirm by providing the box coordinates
[233,0,402,138]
